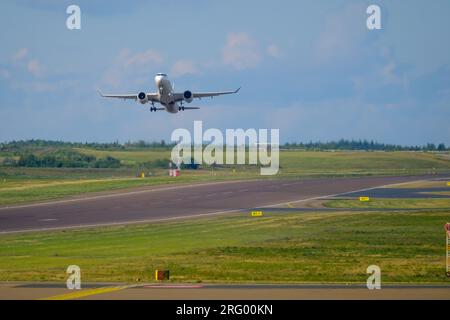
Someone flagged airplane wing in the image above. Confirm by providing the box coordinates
[193,87,240,99]
[172,88,240,101]
[97,90,159,102]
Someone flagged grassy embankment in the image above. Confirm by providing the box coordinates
[0,208,448,284]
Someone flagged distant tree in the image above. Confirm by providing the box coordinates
[94,156,121,168]
[2,157,17,166]
[18,154,39,167]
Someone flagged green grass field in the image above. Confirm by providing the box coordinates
[324,198,450,209]
[279,150,450,175]
[74,148,450,174]
[0,209,448,283]
[74,148,171,167]
[1,150,449,284]
[0,149,449,206]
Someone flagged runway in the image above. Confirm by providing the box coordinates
[1,282,449,300]
[0,175,447,234]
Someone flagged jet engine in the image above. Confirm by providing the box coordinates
[138,92,148,104]
[183,90,194,103]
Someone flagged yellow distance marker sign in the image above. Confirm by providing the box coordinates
[359,197,370,202]
[447,182,450,186]
[251,211,263,217]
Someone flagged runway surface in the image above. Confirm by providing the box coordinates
[0,175,448,234]
[1,282,449,300]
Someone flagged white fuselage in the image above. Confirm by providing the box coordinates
[155,74,179,113]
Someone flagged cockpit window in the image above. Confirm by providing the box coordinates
[156,73,167,77]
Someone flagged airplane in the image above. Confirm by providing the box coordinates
[98,73,240,113]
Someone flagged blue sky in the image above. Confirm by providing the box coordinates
[0,0,449,145]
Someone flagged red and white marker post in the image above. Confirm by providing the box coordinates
[168,161,181,177]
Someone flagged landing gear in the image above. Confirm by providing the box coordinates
[178,106,185,111]
[150,107,157,112]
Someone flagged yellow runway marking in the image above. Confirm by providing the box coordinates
[40,285,130,300]
[287,203,294,208]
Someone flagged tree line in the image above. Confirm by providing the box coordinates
[282,139,448,151]
[0,139,448,152]
[0,139,173,152]
[3,149,120,168]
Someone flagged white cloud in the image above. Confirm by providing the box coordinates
[266,44,282,58]
[170,60,197,77]
[380,61,403,84]
[101,48,165,88]
[312,3,366,65]
[222,32,262,70]
[27,59,46,77]
[377,48,408,87]
[121,49,164,68]
[12,48,29,62]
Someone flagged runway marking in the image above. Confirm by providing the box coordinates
[2,177,447,235]
[40,285,131,300]
[39,219,57,222]
[287,203,294,208]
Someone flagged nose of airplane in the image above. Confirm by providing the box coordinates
[155,73,166,87]
[155,75,163,88]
